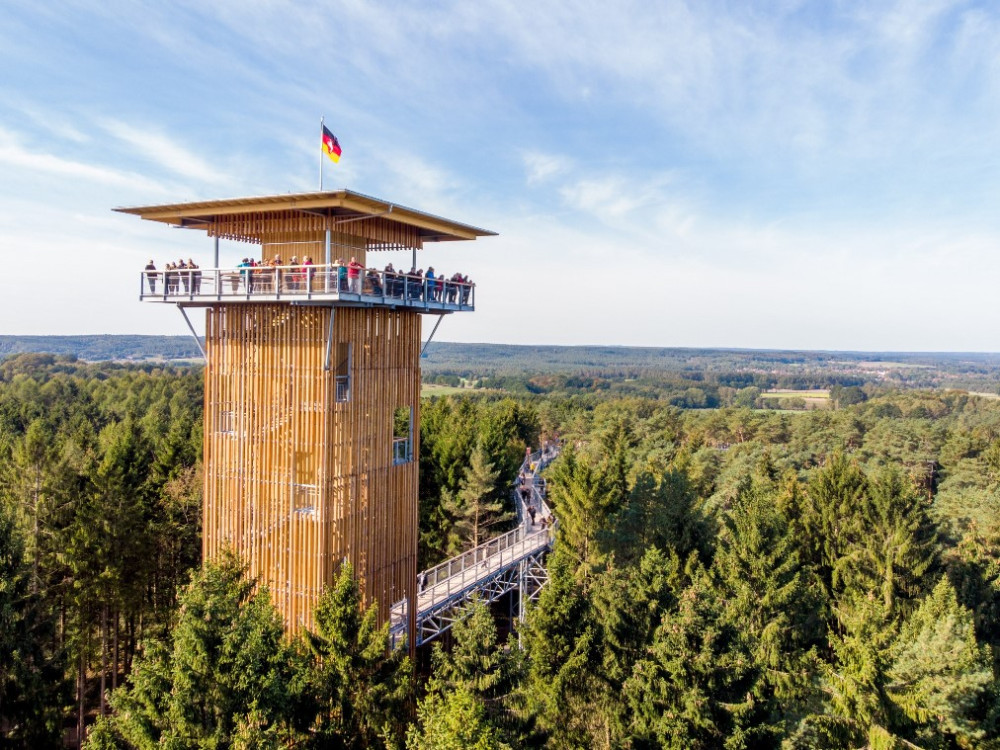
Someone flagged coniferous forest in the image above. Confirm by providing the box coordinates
[1,351,999,748]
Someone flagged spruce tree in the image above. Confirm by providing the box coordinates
[417,597,519,747]
[441,444,511,553]
[304,561,412,748]
[712,487,826,743]
[86,554,305,748]
[519,545,603,747]
[887,577,993,746]
[0,499,67,747]
[624,565,756,749]
[832,468,937,615]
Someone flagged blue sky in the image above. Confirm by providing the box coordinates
[2,0,1000,350]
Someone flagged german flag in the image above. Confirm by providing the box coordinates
[322,125,342,163]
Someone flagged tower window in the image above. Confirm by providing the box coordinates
[392,406,413,464]
[335,342,351,402]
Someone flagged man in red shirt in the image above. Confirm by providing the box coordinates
[348,256,364,293]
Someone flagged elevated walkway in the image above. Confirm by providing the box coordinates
[391,446,559,647]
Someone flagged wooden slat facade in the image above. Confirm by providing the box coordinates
[203,304,420,637]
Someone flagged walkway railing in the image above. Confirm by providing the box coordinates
[139,264,475,311]
[390,444,560,647]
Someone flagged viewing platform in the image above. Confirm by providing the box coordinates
[139,263,475,313]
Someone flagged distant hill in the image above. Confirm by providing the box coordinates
[0,335,202,361]
[4,336,1000,384]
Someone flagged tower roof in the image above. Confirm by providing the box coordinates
[114,189,496,243]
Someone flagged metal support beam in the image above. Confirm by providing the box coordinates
[213,236,219,269]
[176,305,207,362]
[420,314,445,358]
[324,228,331,293]
[323,306,336,370]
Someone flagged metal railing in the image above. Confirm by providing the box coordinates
[388,444,561,647]
[139,264,475,310]
[392,438,411,465]
[414,446,560,613]
[334,377,350,403]
[420,524,551,596]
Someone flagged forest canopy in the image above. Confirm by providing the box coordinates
[0,351,999,748]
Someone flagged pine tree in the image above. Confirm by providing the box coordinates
[0,499,67,747]
[418,597,519,747]
[442,444,510,553]
[87,554,304,748]
[304,561,412,748]
[406,688,511,750]
[887,576,993,746]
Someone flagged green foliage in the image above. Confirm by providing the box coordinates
[88,554,302,748]
[519,545,604,746]
[441,444,512,553]
[547,447,619,577]
[303,561,412,747]
[406,688,511,750]
[887,577,993,745]
[414,597,519,748]
[624,566,757,749]
[419,397,537,567]
[0,500,67,746]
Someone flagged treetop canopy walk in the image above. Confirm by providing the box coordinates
[391,446,559,647]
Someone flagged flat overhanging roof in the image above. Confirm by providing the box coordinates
[114,189,497,243]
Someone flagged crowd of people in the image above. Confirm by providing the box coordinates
[518,440,560,531]
[142,256,473,304]
[144,259,202,295]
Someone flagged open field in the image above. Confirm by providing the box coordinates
[421,383,483,397]
[761,389,830,410]
[764,389,830,399]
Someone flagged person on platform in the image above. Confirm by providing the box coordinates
[335,258,347,292]
[188,259,201,294]
[302,256,314,291]
[384,263,399,298]
[178,259,190,294]
[271,254,283,293]
[460,274,472,305]
[348,256,363,293]
[164,262,176,294]
[235,258,249,293]
[366,268,383,295]
[144,260,157,293]
[448,272,462,304]
[406,267,419,300]
[425,267,436,301]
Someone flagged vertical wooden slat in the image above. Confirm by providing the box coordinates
[203,303,419,641]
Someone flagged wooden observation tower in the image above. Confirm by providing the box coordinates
[117,190,494,643]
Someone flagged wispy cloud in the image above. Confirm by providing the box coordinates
[0,127,164,192]
[522,151,572,184]
[100,119,227,185]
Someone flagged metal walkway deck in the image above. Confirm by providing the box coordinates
[390,447,558,647]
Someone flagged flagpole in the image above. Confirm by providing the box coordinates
[319,116,325,191]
